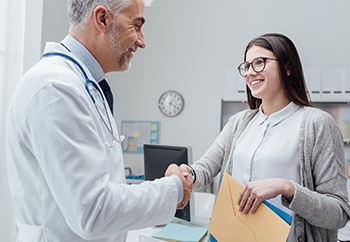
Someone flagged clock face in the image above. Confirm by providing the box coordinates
[158,91,184,117]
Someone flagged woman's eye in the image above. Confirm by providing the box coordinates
[254,59,264,66]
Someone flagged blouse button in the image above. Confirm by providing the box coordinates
[298,236,303,242]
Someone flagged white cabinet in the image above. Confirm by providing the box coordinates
[304,68,322,100]
[304,67,350,101]
[220,100,248,130]
[227,67,350,102]
[226,69,246,100]
[220,100,350,145]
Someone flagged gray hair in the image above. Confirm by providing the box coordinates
[67,0,131,32]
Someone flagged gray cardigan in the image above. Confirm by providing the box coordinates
[192,106,350,242]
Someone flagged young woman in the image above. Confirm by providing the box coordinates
[187,33,350,241]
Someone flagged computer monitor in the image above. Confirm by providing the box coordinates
[143,144,194,223]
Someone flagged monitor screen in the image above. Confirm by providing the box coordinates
[143,144,194,222]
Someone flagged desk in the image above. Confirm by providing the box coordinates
[127,227,162,242]
[126,192,215,242]
[127,225,210,242]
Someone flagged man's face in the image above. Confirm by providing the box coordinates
[108,0,146,72]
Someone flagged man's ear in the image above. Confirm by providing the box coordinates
[93,6,110,33]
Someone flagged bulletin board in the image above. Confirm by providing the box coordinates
[121,120,160,154]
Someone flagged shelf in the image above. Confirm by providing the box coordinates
[221,99,350,104]
[221,100,350,142]
[311,100,350,104]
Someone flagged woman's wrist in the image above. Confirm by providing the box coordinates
[282,180,295,202]
[187,165,196,184]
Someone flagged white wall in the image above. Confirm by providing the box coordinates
[107,0,350,174]
[41,0,69,48]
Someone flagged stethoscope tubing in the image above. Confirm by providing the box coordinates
[42,51,123,146]
[42,52,103,104]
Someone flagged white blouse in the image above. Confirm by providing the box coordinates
[231,102,305,242]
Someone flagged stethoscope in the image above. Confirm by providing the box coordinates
[42,52,125,148]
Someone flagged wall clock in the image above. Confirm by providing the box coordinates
[158,90,184,117]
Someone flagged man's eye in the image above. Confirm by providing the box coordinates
[134,24,142,31]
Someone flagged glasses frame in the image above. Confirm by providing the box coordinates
[237,57,278,77]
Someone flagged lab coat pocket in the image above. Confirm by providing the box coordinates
[16,220,43,242]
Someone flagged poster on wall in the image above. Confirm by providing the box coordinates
[121,120,160,154]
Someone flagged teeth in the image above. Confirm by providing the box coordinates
[251,80,261,86]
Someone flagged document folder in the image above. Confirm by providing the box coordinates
[209,172,291,242]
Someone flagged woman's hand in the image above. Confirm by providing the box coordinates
[238,178,295,214]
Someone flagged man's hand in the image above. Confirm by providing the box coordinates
[165,164,193,209]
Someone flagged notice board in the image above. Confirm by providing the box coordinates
[121,120,160,154]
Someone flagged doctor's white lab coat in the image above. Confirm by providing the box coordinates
[6,42,179,242]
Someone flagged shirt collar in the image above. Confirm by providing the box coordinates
[257,102,302,127]
[61,35,105,82]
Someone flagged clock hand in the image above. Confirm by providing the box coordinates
[169,96,176,105]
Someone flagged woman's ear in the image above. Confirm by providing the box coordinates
[285,63,291,76]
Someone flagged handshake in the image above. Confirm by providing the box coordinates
[165,164,195,209]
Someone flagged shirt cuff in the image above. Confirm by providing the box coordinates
[171,175,183,203]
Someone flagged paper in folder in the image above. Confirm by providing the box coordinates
[209,172,291,242]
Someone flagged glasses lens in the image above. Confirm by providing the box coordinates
[252,58,265,72]
[238,63,249,77]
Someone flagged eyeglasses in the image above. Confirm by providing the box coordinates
[237,57,278,77]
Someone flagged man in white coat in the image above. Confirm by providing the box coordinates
[6,0,193,241]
